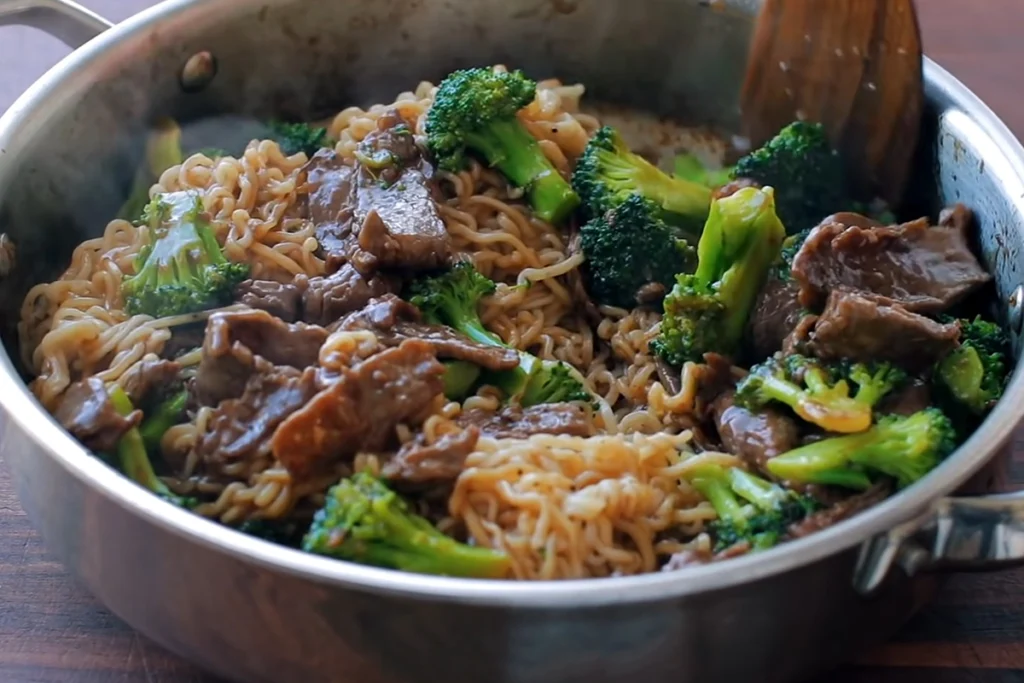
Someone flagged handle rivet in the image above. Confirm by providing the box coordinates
[180,51,217,93]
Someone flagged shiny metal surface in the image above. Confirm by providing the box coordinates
[0,0,110,47]
[0,1,1023,682]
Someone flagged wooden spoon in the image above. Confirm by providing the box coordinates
[739,0,923,209]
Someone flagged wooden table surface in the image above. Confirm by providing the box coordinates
[2,1,1024,681]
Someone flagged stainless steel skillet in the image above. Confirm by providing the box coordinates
[1,1,1024,681]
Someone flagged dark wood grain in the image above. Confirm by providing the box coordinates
[2,0,1024,681]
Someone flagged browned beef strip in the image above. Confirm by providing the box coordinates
[791,205,991,313]
[304,149,358,273]
[454,403,594,440]
[381,425,482,484]
[878,378,932,417]
[194,309,328,406]
[272,339,447,479]
[299,264,399,326]
[119,358,182,406]
[748,276,806,360]
[786,481,892,539]
[336,295,520,372]
[194,362,320,475]
[53,377,142,453]
[806,289,961,371]
[235,279,303,322]
[305,111,451,276]
[709,390,800,471]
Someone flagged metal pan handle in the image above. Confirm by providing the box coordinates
[854,487,1024,594]
[0,0,112,50]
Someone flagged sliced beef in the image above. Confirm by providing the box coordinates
[709,390,800,471]
[272,339,447,479]
[194,309,328,406]
[878,378,932,417]
[53,377,141,453]
[786,481,892,539]
[235,280,302,322]
[748,275,806,360]
[381,425,482,484]
[119,358,182,406]
[300,264,399,326]
[350,112,451,272]
[195,363,319,474]
[336,295,520,372]
[304,149,358,272]
[806,289,960,371]
[305,110,451,275]
[791,205,991,313]
[454,403,594,439]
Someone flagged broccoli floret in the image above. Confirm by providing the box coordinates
[442,360,482,400]
[118,118,184,223]
[579,194,695,308]
[121,191,250,318]
[686,464,818,552]
[766,408,957,490]
[573,126,713,231]
[303,472,510,578]
[735,355,872,433]
[108,386,195,508]
[138,389,188,453]
[266,120,333,157]
[733,121,847,234]
[651,185,786,365]
[843,361,908,408]
[426,67,579,224]
[673,152,735,189]
[935,316,1010,416]
[407,262,593,407]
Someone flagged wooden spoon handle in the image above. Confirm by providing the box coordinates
[740,0,923,207]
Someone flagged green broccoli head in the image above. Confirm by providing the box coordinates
[121,191,250,318]
[651,185,786,365]
[579,193,695,308]
[687,464,818,552]
[735,355,873,433]
[843,361,908,408]
[767,407,956,490]
[406,260,501,346]
[266,121,333,157]
[303,471,511,578]
[426,67,579,224]
[407,261,595,407]
[935,315,1010,417]
[733,121,847,234]
[573,126,713,229]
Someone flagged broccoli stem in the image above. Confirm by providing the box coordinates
[108,386,180,501]
[690,465,747,529]
[728,468,788,509]
[138,390,188,453]
[465,118,578,224]
[442,361,482,400]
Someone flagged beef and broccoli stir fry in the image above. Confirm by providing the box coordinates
[18,65,1010,580]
